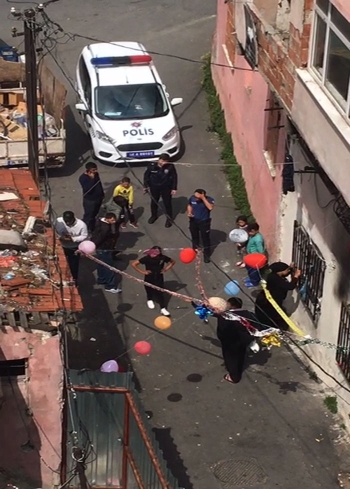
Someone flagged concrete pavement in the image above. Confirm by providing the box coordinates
[0,0,349,487]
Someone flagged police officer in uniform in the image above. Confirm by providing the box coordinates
[187,189,215,263]
[143,153,178,228]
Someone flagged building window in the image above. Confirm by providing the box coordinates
[336,302,350,381]
[311,0,350,117]
[0,359,26,378]
[292,222,326,324]
[263,91,284,176]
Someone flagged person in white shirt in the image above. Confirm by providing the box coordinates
[55,211,88,283]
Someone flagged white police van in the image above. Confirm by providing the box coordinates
[75,42,183,164]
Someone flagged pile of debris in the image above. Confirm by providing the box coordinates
[0,190,68,312]
[0,99,59,141]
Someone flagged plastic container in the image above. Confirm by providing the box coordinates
[2,272,15,280]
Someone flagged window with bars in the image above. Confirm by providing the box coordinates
[292,222,326,324]
[336,302,350,381]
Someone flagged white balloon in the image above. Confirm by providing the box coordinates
[229,228,249,244]
[208,297,228,313]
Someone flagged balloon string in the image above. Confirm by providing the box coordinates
[194,251,209,302]
[80,252,206,304]
[80,252,277,334]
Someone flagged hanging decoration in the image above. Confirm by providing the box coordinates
[100,360,119,373]
[154,316,172,330]
[229,228,249,243]
[243,253,267,269]
[208,297,228,312]
[224,280,240,296]
[179,248,197,264]
[194,305,214,322]
[134,341,152,355]
[78,240,96,254]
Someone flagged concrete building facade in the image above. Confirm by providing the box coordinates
[212,0,350,423]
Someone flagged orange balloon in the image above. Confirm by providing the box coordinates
[154,316,172,330]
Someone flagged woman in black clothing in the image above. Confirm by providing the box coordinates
[192,297,255,383]
[254,262,301,330]
[217,298,256,383]
[132,246,175,317]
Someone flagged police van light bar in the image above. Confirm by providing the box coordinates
[91,55,152,67]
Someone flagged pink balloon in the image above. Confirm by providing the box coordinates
[100,360,119,373]
[134,341,152,355]
[78,240,96,254]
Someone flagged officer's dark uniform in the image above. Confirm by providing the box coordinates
[143,161,178,227]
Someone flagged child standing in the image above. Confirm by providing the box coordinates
[132,246,175,317]
[235,215,249,268]
[244,222,267,288]
[111,177,138,229]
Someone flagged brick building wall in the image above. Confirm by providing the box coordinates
[212,1,285,258]
[249,0,313,111]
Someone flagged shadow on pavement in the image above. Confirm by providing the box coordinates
[68,258,142,391]
[153,427,193,489]
[121,313,222,361]
[48,105,92,178]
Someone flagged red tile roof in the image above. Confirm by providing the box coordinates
[0,169,83,313]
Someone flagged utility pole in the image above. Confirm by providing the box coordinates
[11,7,39,184]
[24,9,39,184]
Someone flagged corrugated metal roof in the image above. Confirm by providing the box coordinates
[69,369,133,389]
[66,370,180,489]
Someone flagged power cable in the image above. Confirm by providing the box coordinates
[34,11,350,396]
[34,39,99,479]
[35,10,254,73]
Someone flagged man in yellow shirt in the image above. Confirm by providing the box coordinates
[111,177,138,229]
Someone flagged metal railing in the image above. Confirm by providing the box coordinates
[336,302,350,382]
[292,221,326,324]
[63,371,180,489]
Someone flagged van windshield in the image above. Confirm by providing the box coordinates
[95,83,169,120]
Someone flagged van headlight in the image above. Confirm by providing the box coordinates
[162,126,178,141]
[96,130,111,143]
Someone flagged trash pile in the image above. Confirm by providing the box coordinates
[0,196,56,311]
[0,100,59,141]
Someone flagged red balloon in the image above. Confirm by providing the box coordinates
[179,248,197,264]
[134,341,152,355]
[243,253,267,269]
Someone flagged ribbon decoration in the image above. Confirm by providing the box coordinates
[260,282,306,337]
[194,305,214,322]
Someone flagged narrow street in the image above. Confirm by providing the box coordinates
[0,1,348,488]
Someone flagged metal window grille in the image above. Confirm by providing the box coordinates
[292,221,326,323]
[336,303,350,382]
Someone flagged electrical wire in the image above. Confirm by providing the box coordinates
[33,9,350,398]
[33,38,99,480]
[32,9,253,73]
[8,375,61,474]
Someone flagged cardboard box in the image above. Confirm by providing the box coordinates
[8,92,24,106]
[0,114,27,139]
[15,101,42,115]
[17,101,26,113]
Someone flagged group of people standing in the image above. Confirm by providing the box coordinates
[55,154,216,312]
[55,153,301,384]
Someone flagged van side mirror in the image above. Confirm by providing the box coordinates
[75,103,88,113]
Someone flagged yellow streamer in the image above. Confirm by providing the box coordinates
[261,334,282,348]
[261,282,306,337]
